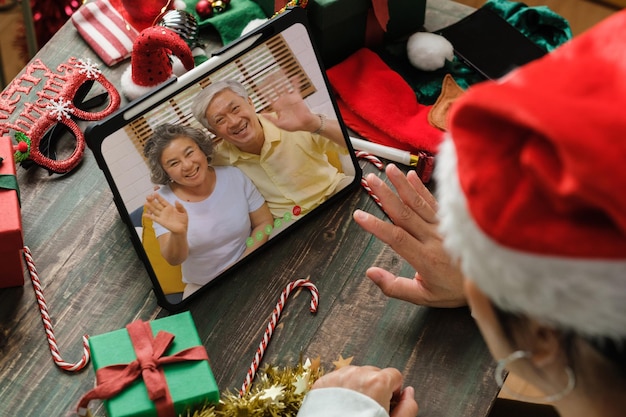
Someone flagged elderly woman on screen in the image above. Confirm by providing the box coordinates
[143,123,273,298]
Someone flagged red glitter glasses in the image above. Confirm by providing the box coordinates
[0,57,121,174]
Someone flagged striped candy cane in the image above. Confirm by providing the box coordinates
[240,279,319,396]
[356,150,385,209]
[23,246,91,372]
[360,177,383,210]
[355,150,384,171]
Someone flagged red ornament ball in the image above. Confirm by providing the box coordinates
[17,141,29,153]
[195,0,213,18]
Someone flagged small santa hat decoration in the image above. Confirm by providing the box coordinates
[121,26,195,100]
[435,9,626,341]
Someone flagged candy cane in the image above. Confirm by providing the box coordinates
[22,246,91,372]
[240,279,319,396]
[355,150,384,170]
[360,177,383,210]
[355,150,385,209]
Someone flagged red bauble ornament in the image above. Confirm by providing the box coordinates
[121,0,165,27]
[195,0,213,18]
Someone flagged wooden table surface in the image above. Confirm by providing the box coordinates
[0,1,500,416]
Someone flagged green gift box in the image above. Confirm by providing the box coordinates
[79,312,219,417]
[307,0,426,67]
[307,0,372,67]
[385,0,426,39]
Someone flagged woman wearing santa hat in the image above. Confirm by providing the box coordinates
[143,123,274,298]
[296,8,626,417]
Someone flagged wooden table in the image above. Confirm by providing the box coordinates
[0,1,500,416]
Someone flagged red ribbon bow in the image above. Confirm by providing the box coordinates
[77,319,209,417]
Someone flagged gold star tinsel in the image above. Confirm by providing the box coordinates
[184,357,324,417]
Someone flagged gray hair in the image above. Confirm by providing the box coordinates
[191,80,249,130]
[143,123,215,185]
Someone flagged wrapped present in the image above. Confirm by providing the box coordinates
[307,0,426,67]
[0,137,24,288]
[77,312,219,417]
[383,0,426,39]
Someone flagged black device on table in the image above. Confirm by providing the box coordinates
[436,7,547,80]
[86,7,361,311]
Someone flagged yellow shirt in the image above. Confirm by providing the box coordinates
[213,114,349,218]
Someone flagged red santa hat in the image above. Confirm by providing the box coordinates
[435,9,626,340]
[121,26,195,100]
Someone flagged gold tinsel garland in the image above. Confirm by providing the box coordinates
[184,357,328,417]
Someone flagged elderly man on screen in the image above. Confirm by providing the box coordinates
[191,79,352,219]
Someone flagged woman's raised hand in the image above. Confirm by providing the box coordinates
[144,193,189,236]
[353,164,466,308]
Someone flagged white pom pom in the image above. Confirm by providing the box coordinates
[174,0,187,10]
[406,32,454,71]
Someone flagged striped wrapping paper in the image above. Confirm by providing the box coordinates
[71,0,139,66]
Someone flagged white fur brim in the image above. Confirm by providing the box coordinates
[121,56,189,102]
[435,134,626,340]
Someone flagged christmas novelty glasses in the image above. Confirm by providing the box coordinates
[0,57,120,174]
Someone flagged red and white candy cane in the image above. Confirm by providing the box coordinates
[360,177,383,210]
[355,150,385,209]
[355,150,384,171]
[22,246,91,372]
[240,278,319,396]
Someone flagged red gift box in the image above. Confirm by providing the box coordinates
[0,136,24,288]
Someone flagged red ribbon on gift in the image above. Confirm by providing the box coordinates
[371,0,390,30]
[365,0,390,47]
[76,319,209,417]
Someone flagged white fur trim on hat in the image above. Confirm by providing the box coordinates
[121,56,188,102]
[435,134,626,341]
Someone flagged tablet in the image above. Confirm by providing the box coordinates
[86,7,361,310]
[436,7,547,80]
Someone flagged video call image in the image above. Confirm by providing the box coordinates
[96,22,357,304]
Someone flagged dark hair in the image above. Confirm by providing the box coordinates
[589,337,626,375]
[494,307,626,379]
[143,123,214,185]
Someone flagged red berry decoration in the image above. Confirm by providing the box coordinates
[195,0,213,18]
[18,141,29,153]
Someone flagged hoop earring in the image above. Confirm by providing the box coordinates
[495,350,575,403]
